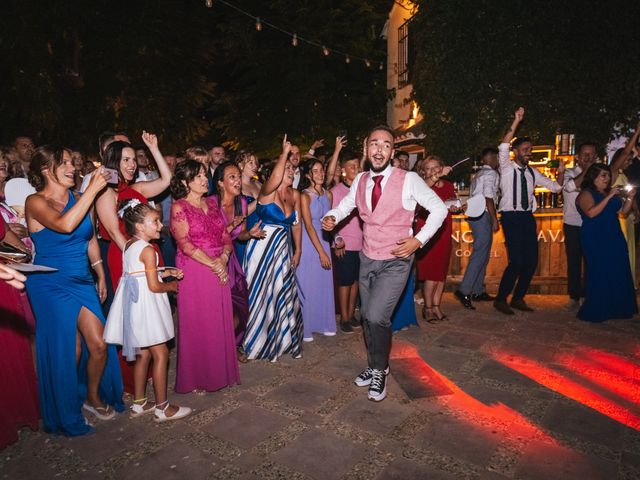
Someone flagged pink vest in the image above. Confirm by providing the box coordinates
[331,182,363,251]
[356,168,414,260]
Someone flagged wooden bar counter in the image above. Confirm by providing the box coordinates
[447,208,567,294]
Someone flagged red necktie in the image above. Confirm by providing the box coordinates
[371,175,383,211]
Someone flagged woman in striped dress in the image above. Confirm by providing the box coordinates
[242,136,304,361]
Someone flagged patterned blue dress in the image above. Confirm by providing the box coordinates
[242,202,303,360]
[26,192,124,435]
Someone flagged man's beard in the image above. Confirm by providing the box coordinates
[370,159,390,173]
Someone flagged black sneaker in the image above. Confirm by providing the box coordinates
[350,316,361,328]
[367,369,387,402]
[340,322,354,334]
[354,366,390,387]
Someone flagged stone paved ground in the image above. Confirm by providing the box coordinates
[2,294,640,480]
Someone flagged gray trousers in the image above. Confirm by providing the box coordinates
[359,252,413,370]
[459,212,493,296]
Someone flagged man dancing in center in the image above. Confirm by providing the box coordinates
[322,125,447,402]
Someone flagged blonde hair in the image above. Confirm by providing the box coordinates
[184,146,211,165]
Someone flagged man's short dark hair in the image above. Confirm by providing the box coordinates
[339,149,359,166]
[577,142,598,155]
[481,147,499,158]
[368,125,395,139]
[512,136,532,149]
[395,150,409,159]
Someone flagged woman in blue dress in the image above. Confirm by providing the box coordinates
[25,146,124,436]
[391,271,419,332]
[242,136,304,361]
[576,163,637,322]
[297,158,336,340]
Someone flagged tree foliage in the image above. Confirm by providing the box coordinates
[0,0,388,155]
[410,0,640,164]
[1,0,215,152]
[206,0,388,154]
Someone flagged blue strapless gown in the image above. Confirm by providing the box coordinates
[242,202,303,360]
[26,192,124,435]
[577,190,637,322]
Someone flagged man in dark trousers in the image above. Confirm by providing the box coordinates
[493,108,565,315]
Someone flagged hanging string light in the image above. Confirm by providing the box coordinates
[379,62,384,71]
[205,0,384,70]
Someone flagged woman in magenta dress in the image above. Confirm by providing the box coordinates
[170,160,239,393]
[414,156,457,322]
[96,132,172,394]
[0,218,39,449]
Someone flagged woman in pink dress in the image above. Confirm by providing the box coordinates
[170,160,239,393]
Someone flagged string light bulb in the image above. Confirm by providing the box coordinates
[322,46,330,56]
[345,56,351,64]
[292,33,298,46]
[379,62,384,70]
[255,17,262,31]
[364,59,371,68]
[205,0,213,7]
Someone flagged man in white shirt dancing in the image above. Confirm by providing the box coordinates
[322,125,447,402]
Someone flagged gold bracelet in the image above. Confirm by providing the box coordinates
[91,259,103,268]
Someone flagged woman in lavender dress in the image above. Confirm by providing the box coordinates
[297,158,336,340]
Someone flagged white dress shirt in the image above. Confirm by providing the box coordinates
[323,164,448,246]
[293,168,301,189]
[497,143,562,212]
[469,165,499,207]
[562,166,582,227]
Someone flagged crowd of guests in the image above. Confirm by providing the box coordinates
[1,109,639,448]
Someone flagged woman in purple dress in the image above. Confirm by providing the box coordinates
[170,160,239,393]
[297,158,336,340]
[211,160,266,361]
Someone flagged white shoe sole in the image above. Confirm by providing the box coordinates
[82,403,116,421]
[367,387,387,402]
[303,337,314,342]
[154,406,192,423]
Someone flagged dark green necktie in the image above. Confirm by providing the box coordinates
[520,168,529,210]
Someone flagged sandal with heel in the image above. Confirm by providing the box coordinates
[432,304,448,322]
[422,306,438,323]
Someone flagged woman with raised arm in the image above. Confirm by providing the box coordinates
[576,163,637,322]
[170,160,239,393]
[297,157,336,341]
[242,135,304,361]
[95,131,171,394]
[25,146,124,436]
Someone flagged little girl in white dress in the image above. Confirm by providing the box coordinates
[104,199,191,422]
